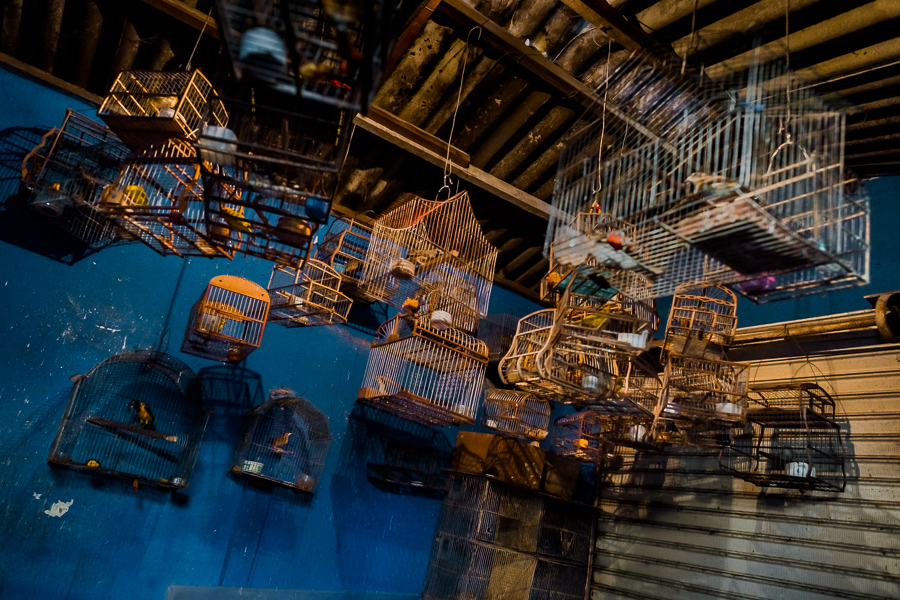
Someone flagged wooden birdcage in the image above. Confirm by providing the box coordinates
[477,313,518,364]
[314,217,374,300]
[361,191,498,318]
[720,383,844,491]
[267,259,351,327]
[182,275,271,363]
[551,410,606,463]
[99,138,232,258]
[659,354,750,424]
[21,109,131,249]
[663,282,737,360]
[546,212,656,277]
[357,314,488,427]
[47,351,208,490]
[98,69,227,149]
[230,392,332,492]
[540,254,653,307]
[482,390,550,443]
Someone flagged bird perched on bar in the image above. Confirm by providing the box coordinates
[402,297,420,316]
[129,400,155,431]
[270,432,293,455]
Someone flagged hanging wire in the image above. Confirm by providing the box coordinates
[591,38,613,196]
[441,26,482,198]
[682,0,700,75]
[186,8,214,71]
[785,0,791,119]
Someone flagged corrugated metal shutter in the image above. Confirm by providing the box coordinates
[593,347,900,600]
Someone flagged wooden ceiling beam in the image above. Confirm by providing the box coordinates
[140,0,219,40]
[559,0,668,54]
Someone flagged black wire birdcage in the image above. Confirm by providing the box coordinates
[21,109,131,250]
[47,351,208,490]
[230,392,332,492]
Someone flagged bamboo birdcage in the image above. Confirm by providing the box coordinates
[267,259,352,327]
[551,410,606,463]
[98,69,228,149]
[99,138,232,258]
[357,314,488,427]
[477,313,519,363]
[540,253,653,307]
[663,282,737,360]
[361,191,498,318]
[659,354,750,424]
[182,275,271,363]
[47,351,208,490]
[314,217,374,299]
[230,392,332,492]
[21,109,131,249]
[482,390,550,442]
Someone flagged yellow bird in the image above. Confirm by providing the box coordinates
[270,432,293,455]
[402,297,420,315]
[221,206,253,233]
[129,400,155,431]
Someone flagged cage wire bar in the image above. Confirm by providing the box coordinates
[21,109,131,249]
[99,138,233,259]
[482,390,551,442]
[314,216,375,301]
[360,191,498,321]
[98,69,228,149]
[182,275,271,363]
[230,392,332,492]
[663,282,737,360]
[719,382,845,492]
[357,314,488,426]
[267,259,352,327]
[47,351,208,490]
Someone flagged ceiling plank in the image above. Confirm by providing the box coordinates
[140,0,220,40]
[558,0,665,54]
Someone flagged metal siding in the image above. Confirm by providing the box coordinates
[593,347,900,600]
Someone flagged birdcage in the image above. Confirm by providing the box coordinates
[182,275,271,363]
[592,416,661,451]
[540,255,653,307]
[482,390,550,443]
[267,260,352,327]
[547,212,656,278]
[358,314,488,426]
[315,216,375,300]
[214,0,368,104]
[230,392,332,492]
[663,282,737,360]
[530,559,588,600]
[551,410,606,463]
[97,69,228,149]
[99,138,232,258]
[361,191,498,318]
[659,354,750,424]
[47,351,207,489]
[536,499,592,564]
[21,109,131,249]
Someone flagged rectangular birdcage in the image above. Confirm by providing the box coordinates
[182,275,271,363]
[98,69,228,149]
[214,0,366,105]
[360,191,498,318]
[536,499,592,565]
[438,474,544,553]
[267,260,352,327]
[540,258,654,307]
[99,138,233,258]
[314,216,375,300]
[551,410,606,463]
[357,314,488,426]
[660,354,750,424]
[47,351,208,490]
[482,390,551,442]
[22,109,131,250]
[423,533,538,600]
[530,559,588,600]
[663,283,738,360]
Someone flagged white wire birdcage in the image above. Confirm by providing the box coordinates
[99,138,232,259]
[314,216,374,299]
[357,314,488,427]
[663,282,737,360]
[98,69,227,149]
[658,354,750,425]
[482,390,550,442]
[266,259,352,327]
[360,191,498,319]
[21,110,131,249]
[182,275,271,363]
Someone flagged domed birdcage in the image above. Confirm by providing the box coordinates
[662,282,738,361]
[231,392,332,492]
[98,69,227,149]
[357,313,489,426]
[482,390,550,443]
[47,351,207,489]
[182,275,271,363]
[267,260,352,327]
[551,410,606,463]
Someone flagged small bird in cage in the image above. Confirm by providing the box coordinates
[149,96,179,118]
[402,297,420,317]
[129,400,156,431]
[221,206,254,234]
[270,432,293,455]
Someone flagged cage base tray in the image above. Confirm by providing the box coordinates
[727,471,842,492]
[357,389,474,427]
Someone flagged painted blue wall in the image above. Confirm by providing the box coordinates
[0,65,897,600]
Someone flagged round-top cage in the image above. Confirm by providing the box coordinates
[98,69,227,149]
[482,390,550,442]
[663,282,738,360]
[182,275,271,363]
[47,351,207,489]
[358,314,489,426]
[551,410,606,463]
[231,392,332,492]
[267,259,352,327]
